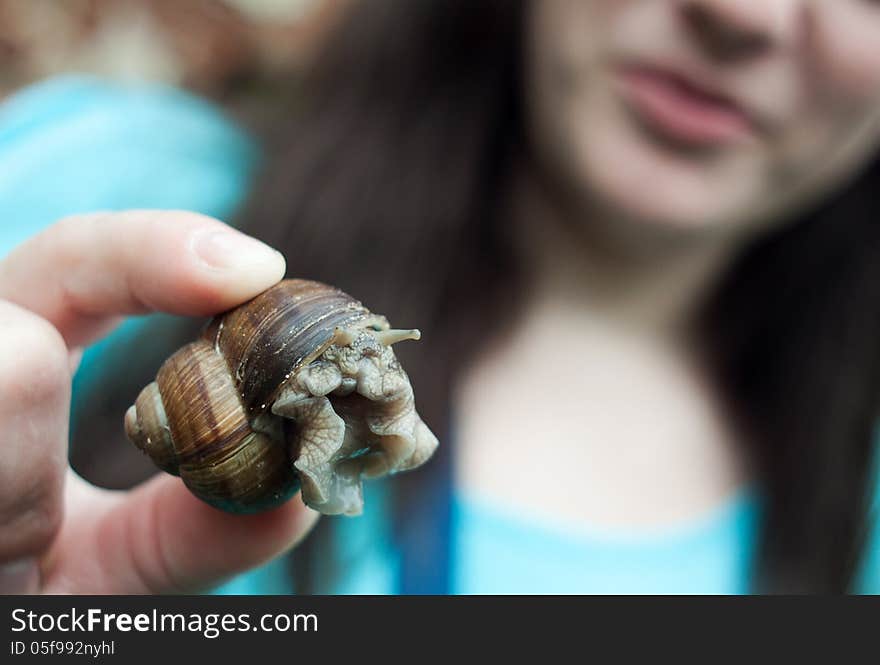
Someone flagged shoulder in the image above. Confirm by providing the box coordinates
[855,434,880,593]
[0,75,259,256]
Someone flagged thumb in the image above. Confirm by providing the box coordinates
[42,472,319,594]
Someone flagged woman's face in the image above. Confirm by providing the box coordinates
[527,0,880,231]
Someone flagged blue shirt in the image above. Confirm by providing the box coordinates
[2,76,879,594]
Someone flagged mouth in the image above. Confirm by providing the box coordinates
[613,63,758,148]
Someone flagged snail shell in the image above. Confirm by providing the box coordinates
[124,279,438,516]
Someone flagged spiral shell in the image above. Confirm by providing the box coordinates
[124,279,438,515]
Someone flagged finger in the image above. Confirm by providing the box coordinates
[0,211,286,347]
[0,301,70,591]
[43,473,319,594]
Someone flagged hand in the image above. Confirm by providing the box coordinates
[0,211,319,594]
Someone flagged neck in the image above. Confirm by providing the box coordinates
[510,163,748,342]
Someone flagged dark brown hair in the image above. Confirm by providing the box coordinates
[240,0,880,593]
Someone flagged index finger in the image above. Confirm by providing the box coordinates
[0,211,286,347]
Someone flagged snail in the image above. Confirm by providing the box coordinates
[124,279,438,516]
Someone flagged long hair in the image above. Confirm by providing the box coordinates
[699,159,880,592]
[239,0,524,591]
[239,0,880,593]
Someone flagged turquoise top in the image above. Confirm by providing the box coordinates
[2,76,879,594]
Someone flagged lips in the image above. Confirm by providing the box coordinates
[614,64,757,146]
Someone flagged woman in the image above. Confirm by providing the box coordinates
[2,0,880,594]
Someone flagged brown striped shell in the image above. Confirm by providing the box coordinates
[124,279,438,515]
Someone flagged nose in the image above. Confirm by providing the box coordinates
[679,0,801,63]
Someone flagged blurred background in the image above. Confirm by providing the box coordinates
[0,0,345,108]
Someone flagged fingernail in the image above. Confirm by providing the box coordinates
[0,558,40,594]
[193,229,285,274]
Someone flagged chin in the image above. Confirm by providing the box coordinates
[585,157,730,231]
[565,101,762,232]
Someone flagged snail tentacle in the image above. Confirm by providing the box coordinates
[372,328,421,347]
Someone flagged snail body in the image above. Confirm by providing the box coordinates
[124,279,438,516]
